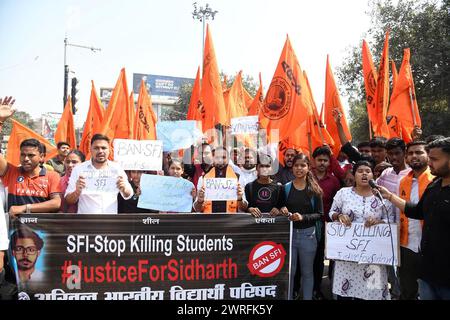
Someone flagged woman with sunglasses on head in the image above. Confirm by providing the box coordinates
[329,160,395,300]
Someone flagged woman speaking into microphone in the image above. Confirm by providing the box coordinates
[329,160,395,300]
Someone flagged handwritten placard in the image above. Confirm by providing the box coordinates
[113,139,163,171]
[82,169,119,194]
[231,116,259,135]
[138,174,194,212]
[325,222,399,266]
[156,121,203,152]
[204,178,238,201]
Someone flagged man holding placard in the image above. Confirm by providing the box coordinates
[65,134,133,214]
[193,147,247,213]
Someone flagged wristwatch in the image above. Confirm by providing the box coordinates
[26,204,32,213]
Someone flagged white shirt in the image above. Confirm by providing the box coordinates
[377,166,411,222]
[238,167,258,189]
[65,160,133,214]
[405,178,422,253]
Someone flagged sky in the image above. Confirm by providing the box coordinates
[0,0,374,127]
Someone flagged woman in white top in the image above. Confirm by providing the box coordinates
[329,160,395,300]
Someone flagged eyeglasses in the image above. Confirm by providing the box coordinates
[14,246,37,255]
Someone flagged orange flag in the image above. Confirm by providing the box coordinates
[7,119,56,166]
[134,79,157,140]
[391,59,398,91]
[243,86,254,111]
[201,24,227,131]
[259,36,308,143]
[320,103,325,124]
[225,71,248,124]
[324,55,351,151]
[100,68,133,142]
[79,81,105,158]
[373,31,390,137]
[54,97,77,149]
[304,71,335,151]
[187,67,203,124]
[222,74,228,91]
[129,91,135,138]
[388,48,421,143]
[248,73,264,116]
[362,39,378,134]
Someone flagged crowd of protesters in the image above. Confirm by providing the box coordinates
[0,96,449,301]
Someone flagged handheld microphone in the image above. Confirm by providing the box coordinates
[368,179,378,189]
[368,179,383,200]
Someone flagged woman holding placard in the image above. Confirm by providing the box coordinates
[329,160,395,300]
[280,153,324,300]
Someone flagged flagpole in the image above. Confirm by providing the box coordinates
[409,87,417,126]
[307,132,313,156]
[192,2,218,75]
[312,108,325,145]
[368,119,373,140]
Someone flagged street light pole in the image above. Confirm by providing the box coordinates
[192,2,218,72]
[63,36,101,108]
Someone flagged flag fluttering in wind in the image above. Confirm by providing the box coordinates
[79,81,105,158]
[54,97,77,149]
[388,48,421,142]
[372,31,390,137]
[259,36,308,143]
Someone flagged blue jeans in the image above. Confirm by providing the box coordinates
[290,226,317,300]
[418,279,450,300]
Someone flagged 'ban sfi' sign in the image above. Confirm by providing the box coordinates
[247,241,286,278]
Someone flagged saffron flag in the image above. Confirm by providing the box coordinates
[391,59,398,91]
[7,119,56,166]
[79,81,105,158]
[362,40,378,133]
[388,48,421,143]
[134,79,157,140]
[225,71,248,124]
[259,36,308,143]
[324,55,351,151]
[54,97,77,149]
[100,68,132,142]
[303,71,335,152]
[248,73,264,116]
[201,24,227,130]
[186,67,202,124]
[373,31,390,137]
[129,91,135,139]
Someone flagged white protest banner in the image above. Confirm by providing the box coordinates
[231,116,259,135]
[204,178,238,201]
[325,222,399,266]
[138,174,194,212]
[156,121,203,152]
[82,169,119,194]
[113,139,163,171]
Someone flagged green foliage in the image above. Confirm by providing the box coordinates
[338,0,450,140]
[0,110,36,139]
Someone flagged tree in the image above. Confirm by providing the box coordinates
[0,110,36,139]
[175,72,259,120]
[338,0,450,142]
